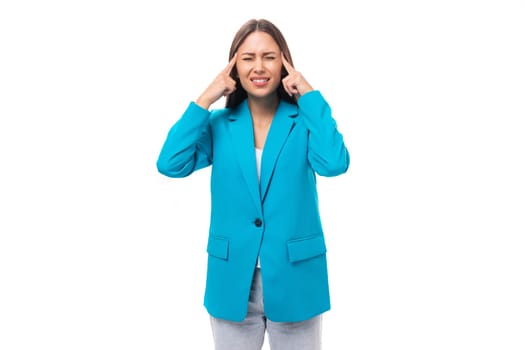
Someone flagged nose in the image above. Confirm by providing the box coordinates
[253,58,264,72]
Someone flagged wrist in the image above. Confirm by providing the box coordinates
[195,96,212,110]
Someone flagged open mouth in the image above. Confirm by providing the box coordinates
[251,78,270,86]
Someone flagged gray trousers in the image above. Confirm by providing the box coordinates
[210,268,322,350]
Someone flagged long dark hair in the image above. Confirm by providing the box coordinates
[226,19,297,109]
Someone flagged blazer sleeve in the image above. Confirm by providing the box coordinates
[298,90,350,177]
[156,102,213,178]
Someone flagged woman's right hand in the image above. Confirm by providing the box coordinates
[196,54,237,110]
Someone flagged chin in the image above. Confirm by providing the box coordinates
[249,87,279,98]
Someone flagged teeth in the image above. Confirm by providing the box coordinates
[252,79,268,83]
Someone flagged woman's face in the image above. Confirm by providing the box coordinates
[235,31,283,100]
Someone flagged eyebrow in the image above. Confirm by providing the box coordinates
[240,51,278,56]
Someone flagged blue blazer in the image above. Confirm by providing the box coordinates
[157,91,349,322]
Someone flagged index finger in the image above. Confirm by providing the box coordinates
[223,53,237,75]
[281,52,295,73]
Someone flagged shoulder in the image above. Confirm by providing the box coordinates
[208,107,231,125]
[207,107,237,130]
[209,107,230,120]
[297,90,328,108]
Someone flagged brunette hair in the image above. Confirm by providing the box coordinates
[225,19,297,108]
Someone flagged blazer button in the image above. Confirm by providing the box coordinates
[254,218,263,227]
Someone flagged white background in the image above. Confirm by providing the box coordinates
[1,0,524,349]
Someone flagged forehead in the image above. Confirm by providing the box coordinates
[238,31,279,53]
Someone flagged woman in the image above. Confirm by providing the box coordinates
[157,18,350,350]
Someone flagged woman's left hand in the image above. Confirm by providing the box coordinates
[281,52,314,97]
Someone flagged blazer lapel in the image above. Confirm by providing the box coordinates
[227,101,261,210]
[260,101,298,203]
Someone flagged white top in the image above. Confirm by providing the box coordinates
[255,147,263,183]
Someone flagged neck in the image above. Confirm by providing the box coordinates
[248,95,279,122]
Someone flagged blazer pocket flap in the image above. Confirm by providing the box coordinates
[287,235,326,263]
[207,236,229,260]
